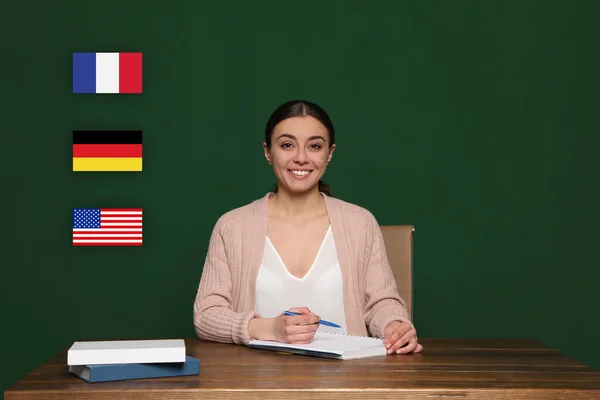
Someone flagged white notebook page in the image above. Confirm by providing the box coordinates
[248,331,387,359]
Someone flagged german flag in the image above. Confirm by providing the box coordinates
[73,130,142,171]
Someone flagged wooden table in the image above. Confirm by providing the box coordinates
[4,338,600,399]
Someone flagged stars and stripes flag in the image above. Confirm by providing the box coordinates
[72,208,143,246]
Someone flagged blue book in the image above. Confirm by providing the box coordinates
[68,355,200,383]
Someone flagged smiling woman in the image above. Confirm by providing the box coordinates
[193,100,422,355]
[263,100,336,197]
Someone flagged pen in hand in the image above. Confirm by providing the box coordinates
[283,311,341,328]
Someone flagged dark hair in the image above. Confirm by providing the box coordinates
[264,100,335,197]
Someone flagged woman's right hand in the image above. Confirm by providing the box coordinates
[272,307,321,344]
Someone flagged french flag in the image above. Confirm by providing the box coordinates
[73,52,142,94]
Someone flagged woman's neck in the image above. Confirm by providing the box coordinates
[268,187,326,221]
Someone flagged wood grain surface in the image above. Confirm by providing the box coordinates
[4,338,600,399]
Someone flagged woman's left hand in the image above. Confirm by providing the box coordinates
[383,321,424,355]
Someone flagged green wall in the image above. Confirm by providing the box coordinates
[2,0,599,392]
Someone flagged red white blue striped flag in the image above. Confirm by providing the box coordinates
[72,52,142,94]
[72,208,143,246]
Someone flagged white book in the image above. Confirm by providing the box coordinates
[67,339,186,366]
[248,331,387,360]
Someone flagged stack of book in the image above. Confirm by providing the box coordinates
[67,339,200,383]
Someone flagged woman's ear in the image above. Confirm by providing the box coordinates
[327,144,336,163]
[263,142,272,165]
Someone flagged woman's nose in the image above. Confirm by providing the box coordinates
[293,148,308,163]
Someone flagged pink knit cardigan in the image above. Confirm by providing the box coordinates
[193,192,413,344]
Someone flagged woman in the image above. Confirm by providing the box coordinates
[193,100,423,355]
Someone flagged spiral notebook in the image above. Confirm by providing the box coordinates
[247,331,387,360]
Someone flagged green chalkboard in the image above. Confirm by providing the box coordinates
[1,0,599,392]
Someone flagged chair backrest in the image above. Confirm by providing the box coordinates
[379,225,414,320]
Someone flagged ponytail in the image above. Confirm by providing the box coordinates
[317,180,333,197]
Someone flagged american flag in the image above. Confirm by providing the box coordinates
[72,208,143,246]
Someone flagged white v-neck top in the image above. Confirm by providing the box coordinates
[254,225,348,334]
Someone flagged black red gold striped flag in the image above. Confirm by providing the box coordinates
[73,130,142,171]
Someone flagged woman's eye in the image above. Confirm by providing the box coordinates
[310,143,322,149]
[281,143,292,148]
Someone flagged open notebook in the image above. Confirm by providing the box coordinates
[247,331,387,360]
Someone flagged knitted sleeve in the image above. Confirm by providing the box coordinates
[362,214,414,338]
[192,219,254,345]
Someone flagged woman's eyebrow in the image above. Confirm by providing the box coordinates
[276,133,296,141]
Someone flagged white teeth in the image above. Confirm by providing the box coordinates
[290,170,310,176]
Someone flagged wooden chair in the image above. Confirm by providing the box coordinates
[380,225,414,320]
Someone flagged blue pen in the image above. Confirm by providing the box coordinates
[283,311,341,328]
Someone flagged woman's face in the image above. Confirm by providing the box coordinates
[264,116,335,195]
